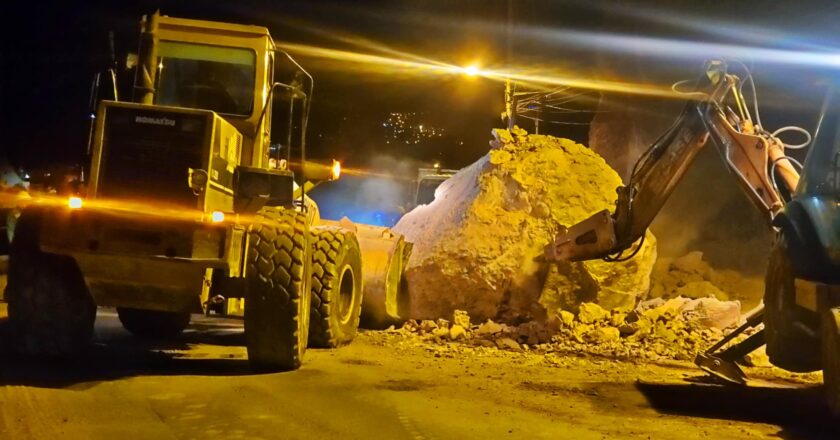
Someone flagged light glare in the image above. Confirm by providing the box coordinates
[68,197,83,209]
[331,160,342,180]
[462,64,480,76]
[281,42,680,98]
[211,211,225,223]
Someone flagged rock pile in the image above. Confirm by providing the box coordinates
[390,297,742,362]
[393,128,656,323]
[650,251,765,309]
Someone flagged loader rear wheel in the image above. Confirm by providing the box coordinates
[822,307,840,417]
[117,308,191,339]
[5,208,95,357]
[308,227,363,348]
[764,236,821,372]
[244,209,311,372]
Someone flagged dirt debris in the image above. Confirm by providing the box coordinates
[389,128,767,367]
[577,302,610,324]
[650,251,764,309]
[393,127,656,323]
[386,298,746,363]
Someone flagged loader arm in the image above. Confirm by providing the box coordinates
[545,64,800,262]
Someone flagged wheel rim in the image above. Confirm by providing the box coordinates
[337,266,355,324]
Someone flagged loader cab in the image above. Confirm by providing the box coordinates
[132,13,291,169]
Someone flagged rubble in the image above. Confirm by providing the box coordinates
[387,302,743,363]
[683,297,741,329]
[449,325,468,340]
[386,128,759,366]
[452,310,471,329]
[475,320,505,335]
[557,310,575,327]
[393,128,656,323]
[584,327,620,344]
[650,251,764,309]
[743,345,772,368]
[577,302,610,324]
[495,337,523,352]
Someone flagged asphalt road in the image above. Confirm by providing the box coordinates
[0,305,836,439]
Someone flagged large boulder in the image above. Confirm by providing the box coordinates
[393,128,656,323]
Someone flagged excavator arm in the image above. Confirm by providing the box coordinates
[545,61,800,263]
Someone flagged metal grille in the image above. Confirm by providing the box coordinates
[98,106,207,208]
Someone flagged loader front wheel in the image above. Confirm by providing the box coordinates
[244,209,311,372]
[117,308,191,339]
[5,208,96,357]
[308,227,363,348]
[822,307,840,417]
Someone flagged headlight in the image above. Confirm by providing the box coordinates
[68,196,83,209]
[331,160,341,180]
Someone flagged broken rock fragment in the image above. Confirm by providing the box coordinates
[475,319,505,335]
[452,310,471,329]
[450,325,468,340]
[578,302,610,324]
[495,337,523,352]
[584,327,620,344]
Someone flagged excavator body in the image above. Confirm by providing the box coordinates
[544,61,840,414]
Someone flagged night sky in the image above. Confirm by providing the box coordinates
[3,0,840,172]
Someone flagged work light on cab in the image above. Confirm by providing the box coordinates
[332,159,341,180]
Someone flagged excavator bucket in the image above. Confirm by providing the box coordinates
[322,218,412,328]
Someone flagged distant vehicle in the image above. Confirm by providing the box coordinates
[413,166,458,207]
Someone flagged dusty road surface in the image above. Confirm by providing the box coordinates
[0,304,835,440]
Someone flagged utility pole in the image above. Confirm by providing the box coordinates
[504,0,516,130]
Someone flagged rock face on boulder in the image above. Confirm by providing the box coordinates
[392,128,657,323]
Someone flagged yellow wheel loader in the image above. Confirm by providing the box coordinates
[4,13,411,371]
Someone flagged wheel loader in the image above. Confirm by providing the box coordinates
[4,13,411,371]
[544,61,840,414]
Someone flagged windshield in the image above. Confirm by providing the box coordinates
[798,93,840,197]
[154,41,256,116]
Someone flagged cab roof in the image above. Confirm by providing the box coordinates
[153,13,273,42]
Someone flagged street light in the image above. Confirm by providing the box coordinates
[460,64,480,77]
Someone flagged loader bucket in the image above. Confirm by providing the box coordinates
[322,218,412,328]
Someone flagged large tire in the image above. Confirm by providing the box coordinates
[244,208,311,371]
[823,307,840,418]
[764,236,821,372]
[308,226,363,348]
[5,208,96,357]
[117,308,191,339]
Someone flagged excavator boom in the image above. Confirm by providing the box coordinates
[545,62,799,263]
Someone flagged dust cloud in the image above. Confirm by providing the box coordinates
[308,155,427,227]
